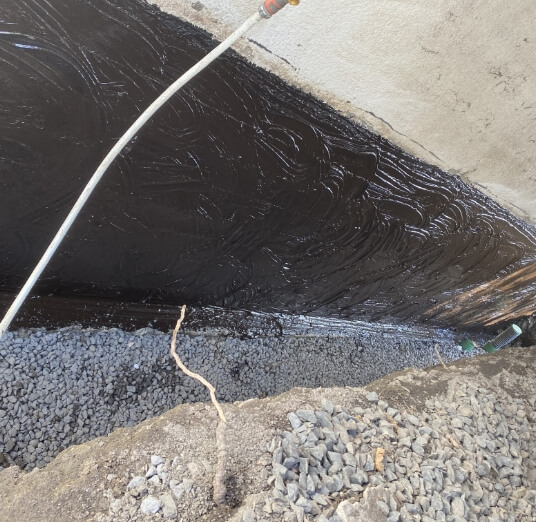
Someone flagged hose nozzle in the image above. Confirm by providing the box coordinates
[259,0,299,19]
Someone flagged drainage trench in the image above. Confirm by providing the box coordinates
[1,0,535,473]
[0,313,479,471]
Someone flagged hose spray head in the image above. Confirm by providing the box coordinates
[259,0,299,19]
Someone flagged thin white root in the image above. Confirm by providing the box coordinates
[170,304,228,505]
[433,343,448,370]
[213,420,228,506]
[170,305,226,423]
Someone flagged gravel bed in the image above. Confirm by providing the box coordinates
[0,323,473,471]
[108,379,536,521]
[256,388,535,522]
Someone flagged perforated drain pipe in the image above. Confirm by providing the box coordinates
[0,0,299,339]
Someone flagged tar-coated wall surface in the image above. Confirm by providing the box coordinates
[1,0,535,329]
[152,0,536,226]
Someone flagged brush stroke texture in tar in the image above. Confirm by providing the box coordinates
[1,0,535,327]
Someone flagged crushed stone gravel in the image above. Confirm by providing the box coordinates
[0,322,475,471]
[107,377,535,521]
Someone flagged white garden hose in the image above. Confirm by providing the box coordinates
[0,0,300,338]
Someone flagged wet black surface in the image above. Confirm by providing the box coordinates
[1,0,535,329]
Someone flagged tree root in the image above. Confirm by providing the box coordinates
[170,304,228,506]
[433,343,449,370]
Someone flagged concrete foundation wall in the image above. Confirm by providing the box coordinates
[152,0,536,224]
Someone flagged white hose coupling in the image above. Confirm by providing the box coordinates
[259,0,299,19]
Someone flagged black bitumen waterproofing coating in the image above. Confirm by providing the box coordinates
[1,0,535,329]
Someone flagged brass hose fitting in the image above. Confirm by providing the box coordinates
[259,0,299,19]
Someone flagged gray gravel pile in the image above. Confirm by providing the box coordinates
[102,373,536,521]
[0,324,470,472]
[249,385,536,522]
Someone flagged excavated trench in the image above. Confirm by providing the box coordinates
[1,0,536,474]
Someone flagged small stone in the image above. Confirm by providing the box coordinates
[306,475,315,495]
[273,488,286,501]
[283,457,300,470]
[146,466,157,478]
[477,462,491,476]
[273,463,288,479]
[140,496,161,514]
[416,495,430,512]
[399,437,412,448]
[296,409,317,424]
[387,407,399,417]
[315,411,333,429]
[328,451,343,464]
[182,478,194,494]
[475,436,488,448]
[110,499,121,514]
[471,482,483,502]
[366,392,379,404]
[431,492,443,511]
[127,476,145,489]
[313,493,329,506]
[337,486,387,521]
[287,482,299,503]
[148,475,160,486]
[335,425,352,444]
[458,405,472,417]
[342,453,357,467]
[288,412,302,429]
[351,470,369,486]
[272,446,283,467]
[385,468,397,482]
[160,493,177,519]
[496,455,514,468]
[328,462,343,475]
[151,455,165,467]
[405,503,421,515]
[307,445,327,462]
[295,496,314,513]
[377,400,389,411]
[406,414,420,426]
[292,505,305,522]
[412,443,425,456]
[451,497,465,517]
[324,475,344,493]
[364,454,375,472]
[376,500,390,515]
[451,418,463,429]
[321,398,334,414]
[170,482,185,501]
